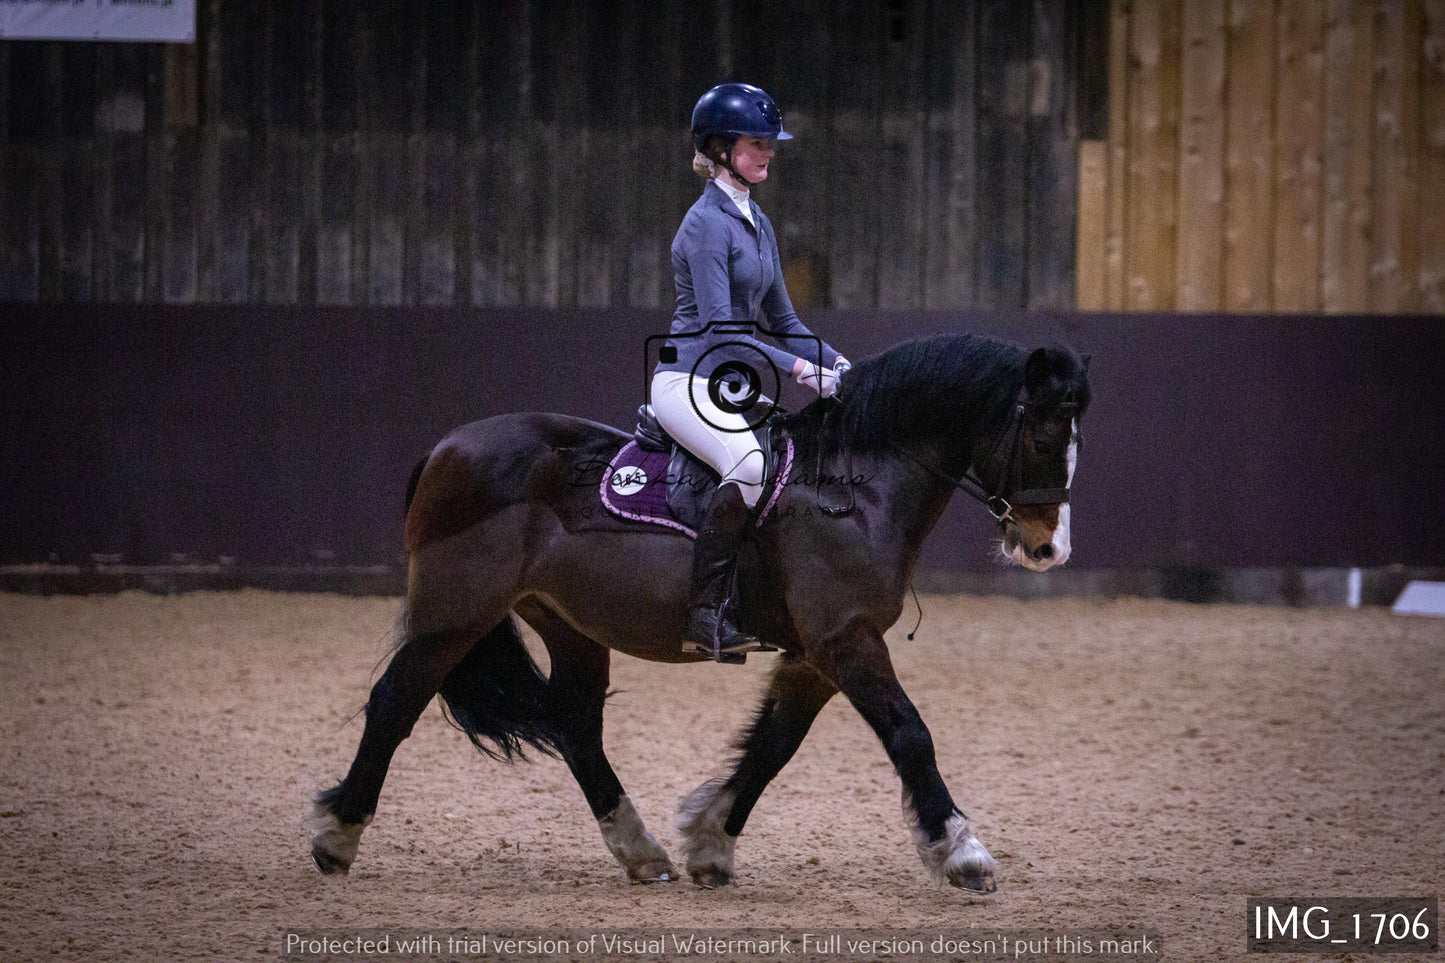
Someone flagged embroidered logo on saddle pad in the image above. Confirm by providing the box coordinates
[599,440,793,538]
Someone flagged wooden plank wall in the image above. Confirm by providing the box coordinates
[1078,0,1445,313]
[0,0,1095,312]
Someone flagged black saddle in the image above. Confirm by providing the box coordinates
[633,404,781,527]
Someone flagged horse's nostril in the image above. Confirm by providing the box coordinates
[1034,544,1053,560]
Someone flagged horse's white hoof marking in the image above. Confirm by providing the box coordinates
[676,779,738,887]
[911,809,998,893]
[597,795,678,883]
[308,807,371,876]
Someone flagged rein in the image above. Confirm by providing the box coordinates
[885,395,1074,524]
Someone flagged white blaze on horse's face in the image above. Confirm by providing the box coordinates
[1002,419,1076,572]
[1050,419,1078,562]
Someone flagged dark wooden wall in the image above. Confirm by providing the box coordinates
[0,0,1099,311]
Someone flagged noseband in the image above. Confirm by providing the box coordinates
[889,391,1077,524]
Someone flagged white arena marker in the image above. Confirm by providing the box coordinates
[1391,582,1445,617]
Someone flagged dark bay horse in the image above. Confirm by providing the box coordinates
[310,332,1090,893]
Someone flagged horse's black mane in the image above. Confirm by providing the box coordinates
[787,333,1043,456]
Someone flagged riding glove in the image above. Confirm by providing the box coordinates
[793,360,840,398]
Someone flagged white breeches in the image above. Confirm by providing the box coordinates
[651,371,766,508]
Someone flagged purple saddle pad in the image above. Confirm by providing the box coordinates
[598,440,793,538]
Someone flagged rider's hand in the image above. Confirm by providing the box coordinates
[794,360,840,399]
[832,356,852,396]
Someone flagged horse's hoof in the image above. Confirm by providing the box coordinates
[307,807,369,876]
[676,780,739,890]
[689,867,733,889]
[627,856,680,884]
[599,797,678,885]
[949,865,997,894]
[311,847,350,876]
[944,832,998,893]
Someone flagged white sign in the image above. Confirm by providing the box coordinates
[1392,581,1445,617]
[0,0,195,43]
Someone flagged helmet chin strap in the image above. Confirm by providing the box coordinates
[719,147,758,189]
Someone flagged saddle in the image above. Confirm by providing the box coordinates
[631,404,783,526]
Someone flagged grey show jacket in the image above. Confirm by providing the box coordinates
[655,180,839,383]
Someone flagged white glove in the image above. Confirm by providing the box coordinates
[833,355,851,375]
[794,360,840,398]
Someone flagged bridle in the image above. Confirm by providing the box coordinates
[888,390,1078,525]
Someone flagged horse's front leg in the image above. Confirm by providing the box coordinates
[814,624,997,893]
[677,658,837,886]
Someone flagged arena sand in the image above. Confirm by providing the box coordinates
[0,591,1440,961]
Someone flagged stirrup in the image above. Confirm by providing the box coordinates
[681,638,751,664]
[681,640,767,665]
[680,634,773,657]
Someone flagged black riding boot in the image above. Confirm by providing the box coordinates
[682,483,762,660]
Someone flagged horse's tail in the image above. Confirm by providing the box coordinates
[435,615,562,763]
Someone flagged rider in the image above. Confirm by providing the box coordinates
[652,82,849,661]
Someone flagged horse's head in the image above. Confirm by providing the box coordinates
[975,345,1090,572]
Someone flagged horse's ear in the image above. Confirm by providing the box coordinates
[1082,353,1091,375]
[1025,347,1052,398]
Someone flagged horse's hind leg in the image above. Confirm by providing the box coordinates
[677,658,837,887]
[815,624,997,892]
[516,600,677,883]
[310,626,480,875]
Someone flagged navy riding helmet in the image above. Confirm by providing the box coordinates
[690,83,793,152]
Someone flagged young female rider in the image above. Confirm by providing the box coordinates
[651,82,849,662]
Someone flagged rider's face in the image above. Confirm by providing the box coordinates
[728,136,776,184]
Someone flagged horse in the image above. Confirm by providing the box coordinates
[309,331,1090,893]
